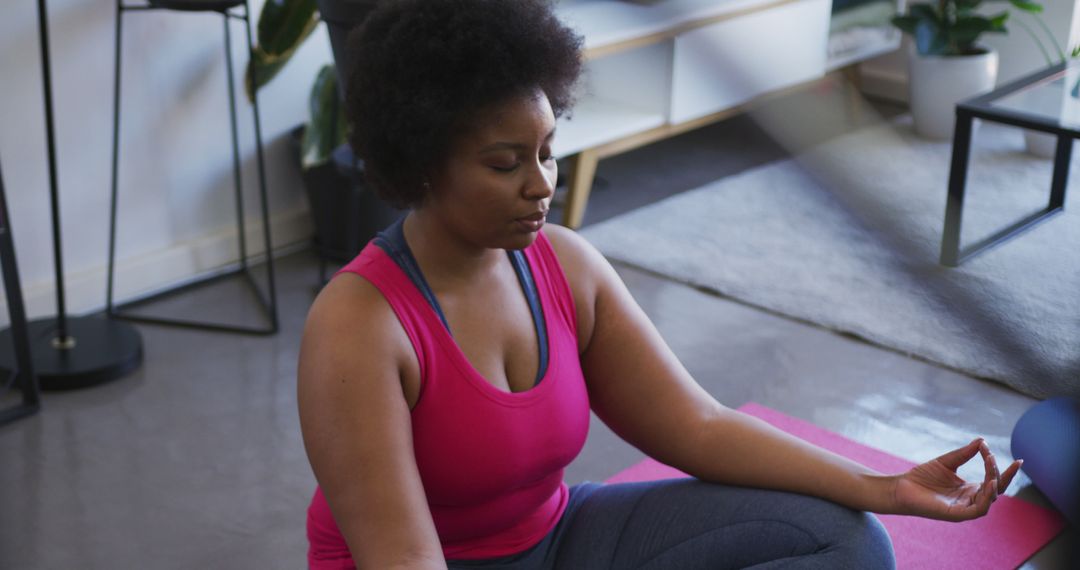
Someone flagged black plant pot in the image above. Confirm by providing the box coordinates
[305,1,401,281]
[290,127,402,282]
[316,0,383,97]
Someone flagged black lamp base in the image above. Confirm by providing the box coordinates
[0,315,143,391]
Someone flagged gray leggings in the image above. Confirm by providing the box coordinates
[448,479,895,570]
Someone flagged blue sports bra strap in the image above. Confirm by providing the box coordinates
[373,219,549,385]
[373,218,451,331]
[509,250,549,385]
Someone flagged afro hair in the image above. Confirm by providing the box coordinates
[343,0,583,208]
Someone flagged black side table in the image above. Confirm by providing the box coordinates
[942,62,1079,266]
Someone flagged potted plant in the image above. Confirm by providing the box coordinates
[891,0,1044,139]
[244,0,398,278]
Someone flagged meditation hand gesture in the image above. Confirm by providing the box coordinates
[893,438,1022,522]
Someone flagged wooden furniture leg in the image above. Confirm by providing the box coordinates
[841,64,864,126]
[563,149,599,230]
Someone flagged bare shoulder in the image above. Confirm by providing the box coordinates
[303,273,406,359]
[541,223,590,256]
[298,272,417,404]
[541,224,620,352]
[305,272,398,335]
[542,223,610,288]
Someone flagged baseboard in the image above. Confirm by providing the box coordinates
[3,207,314,327]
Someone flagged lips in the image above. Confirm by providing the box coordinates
[516,210,547,232]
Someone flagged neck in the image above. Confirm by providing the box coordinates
[403,209,505,290]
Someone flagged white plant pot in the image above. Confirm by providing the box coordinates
[1024,130,1058,158]
[908,46,998,140]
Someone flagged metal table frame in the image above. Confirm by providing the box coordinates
[941,62,1076,266]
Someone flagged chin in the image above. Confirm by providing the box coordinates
[501,231,541,251]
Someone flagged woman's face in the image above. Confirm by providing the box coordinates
[422,89,557,251]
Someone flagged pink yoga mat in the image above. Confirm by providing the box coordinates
[605,402,1066,569]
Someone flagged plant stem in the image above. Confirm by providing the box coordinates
[1031,12,1066,62]
[1013,17,1055,65]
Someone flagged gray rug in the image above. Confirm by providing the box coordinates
[581,117,1080,399]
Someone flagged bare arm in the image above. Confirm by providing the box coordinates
[546,225,1016,521]
[297,275,446,569]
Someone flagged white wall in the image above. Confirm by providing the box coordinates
[0,0,331,323]
[861,0,1080,101]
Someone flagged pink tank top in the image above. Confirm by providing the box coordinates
[306,231,591,566]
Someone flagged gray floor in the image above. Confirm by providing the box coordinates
[2,74,1075,569]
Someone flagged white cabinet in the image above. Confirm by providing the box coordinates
[670,0,829,123]
[553,0,833,228]
[553,40,672,158]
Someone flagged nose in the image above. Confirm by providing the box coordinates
[522,158,556,202]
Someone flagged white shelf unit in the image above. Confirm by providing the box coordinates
[825,0,902,72]
[827,32,901,72]
[553,0,834,228]
[553,100,669,159]
[553,39,672,158]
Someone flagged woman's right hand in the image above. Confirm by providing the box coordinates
[891,438,1022,522]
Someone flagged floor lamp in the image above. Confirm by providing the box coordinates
[0,0,143,391]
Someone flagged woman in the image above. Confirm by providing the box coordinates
[297,1,1021,568]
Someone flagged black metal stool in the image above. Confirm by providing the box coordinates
[0,156,41,425]
[107,0,278,335]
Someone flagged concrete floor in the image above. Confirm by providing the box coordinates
[1,75,1075,568]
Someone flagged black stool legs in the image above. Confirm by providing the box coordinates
[107,0,278,335]
[240,4,278,325]
[0,157,41,425]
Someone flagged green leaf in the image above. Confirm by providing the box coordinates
[1008,0,1044,14]
[258,0,320,55]
[244,42,302,101]
[952,15,1008,51]
[891,15,920,36]
[909,3,943,23]
[301,65,348,170]
[988,12,1009,29]
[244,0,321,102]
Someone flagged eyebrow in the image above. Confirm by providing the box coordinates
[478,129,556,153]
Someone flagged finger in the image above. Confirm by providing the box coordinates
[936,438,983,471]
[954,480,994,521]
[976,479,995,513]
[981,480,996,514]
[998,459,1023,494]
[984,441,1000,482]
[980,447,994,486]
[979,441,1001,487]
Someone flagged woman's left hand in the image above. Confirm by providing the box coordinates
[891,438,1022,522]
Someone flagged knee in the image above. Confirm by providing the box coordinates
[831,509,895,569]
